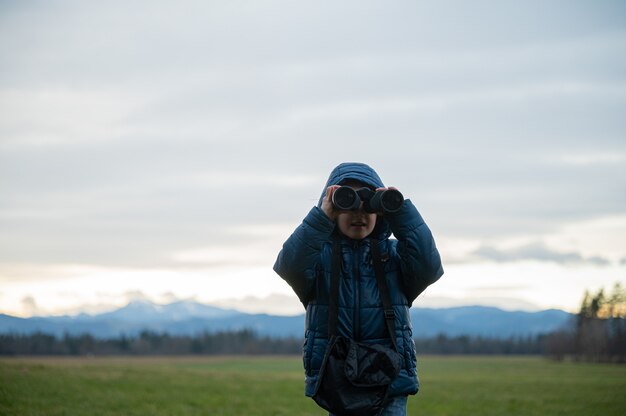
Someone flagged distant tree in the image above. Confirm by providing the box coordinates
[570,283,626,363]
[602,282,626,319]
[544,329,575,361]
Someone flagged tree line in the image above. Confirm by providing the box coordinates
[1,330,552,356]
[0,329,302,356]
[544,283,626,363]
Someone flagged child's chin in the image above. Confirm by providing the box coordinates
[345,228,371,240]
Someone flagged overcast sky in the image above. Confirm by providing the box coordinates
[1,0,625,317]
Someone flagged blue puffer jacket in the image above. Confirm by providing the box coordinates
[273,162,443,398]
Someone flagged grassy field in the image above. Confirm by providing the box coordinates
[1,355,624,415]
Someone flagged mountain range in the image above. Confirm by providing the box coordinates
[0,300,574,339]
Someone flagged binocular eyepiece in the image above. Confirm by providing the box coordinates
[331,186,404,214]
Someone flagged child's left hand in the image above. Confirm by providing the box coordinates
[321,185,341,221]
[376,186,399,193]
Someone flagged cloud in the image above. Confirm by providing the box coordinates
[472,242,611,266]
[122,290,152,303]
[20,295,40,316]
[211,293,304,316]
[170,244,276,268]
[559,153,626,166]
[416,293,542,312]
[0,87,148,148]
[0,1,625,316]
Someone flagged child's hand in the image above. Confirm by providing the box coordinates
[376,186,399,192]
[321,185,341,221]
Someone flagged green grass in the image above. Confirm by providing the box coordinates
[412,356,625,416]
[1,356,624,415]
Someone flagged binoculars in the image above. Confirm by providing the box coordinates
[332,187,404,213]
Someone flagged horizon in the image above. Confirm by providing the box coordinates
[1,1,625,319]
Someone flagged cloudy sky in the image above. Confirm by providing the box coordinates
[1,0,625,317]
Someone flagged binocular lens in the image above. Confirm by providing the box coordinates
[332,186,359,210]
[381,189,404,212]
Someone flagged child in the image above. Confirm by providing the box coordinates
[273,162,443,416]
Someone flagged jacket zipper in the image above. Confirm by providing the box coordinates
[352,240,361,341]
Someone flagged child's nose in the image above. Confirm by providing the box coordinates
[354,204,367,215]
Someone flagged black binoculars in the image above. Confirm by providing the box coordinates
[331,187,404,213]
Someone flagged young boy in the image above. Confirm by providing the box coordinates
[273,162,443,415]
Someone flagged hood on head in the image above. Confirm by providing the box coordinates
[318,162,391,240]
[317,162,385,207]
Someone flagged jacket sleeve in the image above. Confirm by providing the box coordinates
[385,199,444,304]
[273,206,336,307]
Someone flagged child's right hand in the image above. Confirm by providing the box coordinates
[321,185,341,221]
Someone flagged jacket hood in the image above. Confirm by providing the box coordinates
[318,162,391,240]
[317,162,385,206]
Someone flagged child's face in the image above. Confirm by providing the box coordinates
[336,208,377,240]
